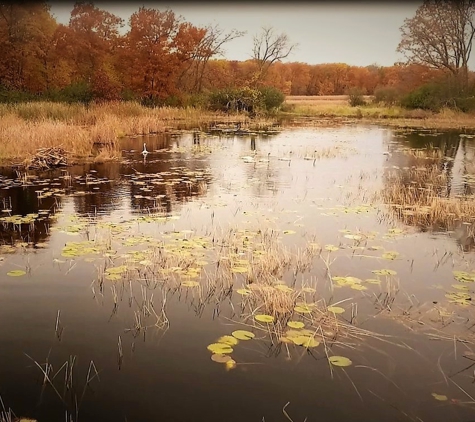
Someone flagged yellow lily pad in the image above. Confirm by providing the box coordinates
[328,356,352,367]
[255,314,275,323]
[287,321,305,329]
[232,330,255,340]
[327,306,345,314]
[431,393,448,401]
[7,270,26,277]
[217,335,239,346]
[207,343,233,354]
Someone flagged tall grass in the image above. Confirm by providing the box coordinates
[0,101,248,163]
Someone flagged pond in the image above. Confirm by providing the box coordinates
[1,124,475,422]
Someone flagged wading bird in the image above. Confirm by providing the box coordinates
[142,143,149,156]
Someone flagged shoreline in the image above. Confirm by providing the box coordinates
[1,100,474,169]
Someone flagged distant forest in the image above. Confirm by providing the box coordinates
[0,2,459,104]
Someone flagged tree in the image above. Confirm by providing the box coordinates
[397,0,475,86]
[251,26,297,85]
[180,25,245,93]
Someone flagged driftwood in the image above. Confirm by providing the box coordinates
[26,147,69,170]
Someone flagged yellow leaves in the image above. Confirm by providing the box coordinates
[181,281,200,287]
[294,305,312,314]
[372,269,397,276]
[324,244,339,252]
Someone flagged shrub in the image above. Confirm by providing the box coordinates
[348,87,366,107]
[258,86,285,111]
[373,86,400,106]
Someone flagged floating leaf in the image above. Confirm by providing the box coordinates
[217,335,239,346]
[431,393,448,401]
[207,343,233,354]
[255,314,275,323]
[181,280,200,287]
[211,354,232,363]
[350,284,368,291]
[328,356,352,367]
[294,305,312,314]
[287,321,305,329]
[327,306,345,314]
[365,278,381,284]
[236,288,252,296]
[283,230,296,235]
[225,359,237,370]
[324,244,339,252]
[105,274,122,281]
[372,269,397,276]
[453,271,475,283]
[301,287,316,293]
[291,336,320,348]
[231,266,249,273]
[7,269,26,277]
[382,251,399,260]
[344,234,362,240]
[275,284,293,293]
[232,330,255,340]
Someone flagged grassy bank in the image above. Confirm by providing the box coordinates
[283,95,475,130]
[2,97,475,167]
[0,102,262,165]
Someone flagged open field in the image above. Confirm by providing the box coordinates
[283,95,475,130]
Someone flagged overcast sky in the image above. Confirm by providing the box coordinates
[49,1,426,67]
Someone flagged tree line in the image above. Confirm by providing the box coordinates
[0,1,474,109]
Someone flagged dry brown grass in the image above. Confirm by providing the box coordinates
[380,163,475,230]
[0,101,258,164]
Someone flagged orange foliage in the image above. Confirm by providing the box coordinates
[0,2,445,101]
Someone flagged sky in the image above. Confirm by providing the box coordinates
[49,1,425,67]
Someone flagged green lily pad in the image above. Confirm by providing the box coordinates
[328,356,352,367]
[207,343,233,354]
[431,393,448,401]
[287,321,305,329]
[232,330,255,340]
[255,314,275,323]
[217,335,239,346]
[327,306,345,314]
[7,270,26,277]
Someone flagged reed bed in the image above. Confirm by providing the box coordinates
[0,101,258,163]
[381,163,475,231]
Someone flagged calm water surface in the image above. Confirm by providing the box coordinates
[0,124,475,422]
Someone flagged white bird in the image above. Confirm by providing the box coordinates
[142,143,149,156]
[278,151,293,161]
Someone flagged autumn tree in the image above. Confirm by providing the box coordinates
[251,26,297,86]
[397,0,475,86]
[66,1,124,95]
[121,8,206,102]
[180,25,245,93]
[0,2,58,92]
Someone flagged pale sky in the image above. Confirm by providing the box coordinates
[49,1,428,67]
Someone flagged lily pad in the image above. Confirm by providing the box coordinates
[207,343,233,354]
[327,306,345,314]
[181,281,200,287]
[287,321,305,329]
[328,356,352,367]
[431,393,448,401]
[217,335,239,346]
[372,269,397,276]
[236,288,252,296]
[7,270,26,277]
[232,330,255,340]
[255,314,275,323]
[211,354,232,363]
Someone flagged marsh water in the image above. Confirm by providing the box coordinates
[1,123,475,421]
